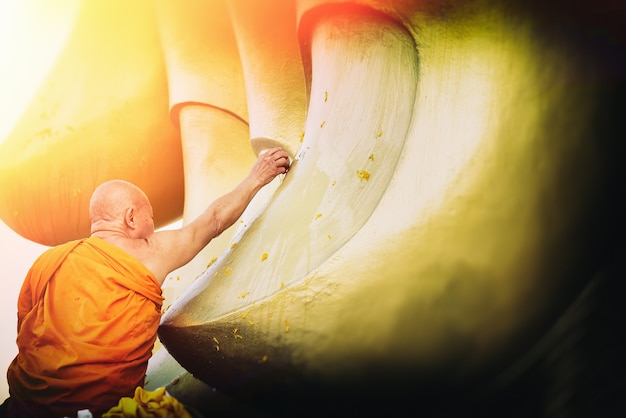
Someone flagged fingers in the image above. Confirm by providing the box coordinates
[262,147,289,161]
[261,147,290,171]
[252,148,290,185]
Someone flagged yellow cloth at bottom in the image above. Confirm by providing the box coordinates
[102,387,193,418]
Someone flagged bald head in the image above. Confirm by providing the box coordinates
[89,180,153,237]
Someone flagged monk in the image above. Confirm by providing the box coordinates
[1,147,290,418]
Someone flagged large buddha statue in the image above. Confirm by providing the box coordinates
[1,0,623,415]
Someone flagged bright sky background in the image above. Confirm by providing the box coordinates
[0,0,80,399]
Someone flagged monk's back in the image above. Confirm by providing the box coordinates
[6,237,163,417]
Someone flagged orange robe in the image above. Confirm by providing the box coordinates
[6,236,164,417]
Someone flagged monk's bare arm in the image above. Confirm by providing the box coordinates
[143,148,290,283]
[150,177,265,271]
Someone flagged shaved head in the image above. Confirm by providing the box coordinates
[89,180,153,236]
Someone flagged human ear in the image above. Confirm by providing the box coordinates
[125,207,136,229]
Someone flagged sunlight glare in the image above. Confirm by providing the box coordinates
[0,0,80,144]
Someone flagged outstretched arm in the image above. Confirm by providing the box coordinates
[143,147,290,283]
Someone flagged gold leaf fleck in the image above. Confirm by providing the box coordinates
[356,170,371,181]
[233,328,243,339]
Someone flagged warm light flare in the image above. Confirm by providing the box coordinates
[0,0,80,144]
[0,0,185,246]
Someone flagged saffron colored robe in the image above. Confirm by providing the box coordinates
[6,236,164,417]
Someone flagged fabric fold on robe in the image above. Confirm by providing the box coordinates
[6,236,164,418]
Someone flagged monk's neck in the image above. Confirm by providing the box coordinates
[91,230,131,244]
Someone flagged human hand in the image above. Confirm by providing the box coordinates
[250,147,291,186]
